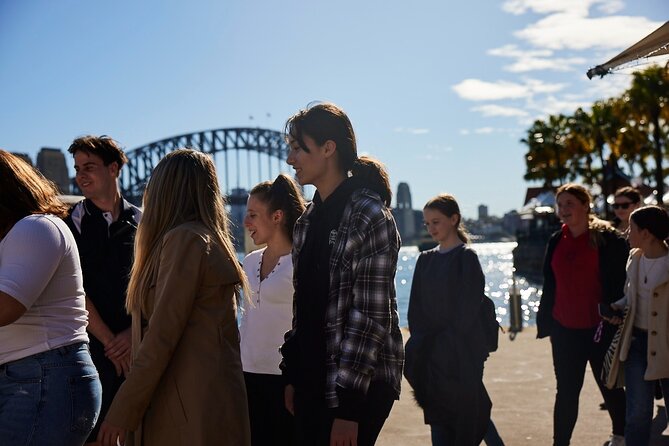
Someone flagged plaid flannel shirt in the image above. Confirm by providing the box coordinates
[281,187,404,408]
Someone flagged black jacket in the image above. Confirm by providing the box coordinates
[404,245,491,444]
[536,227,629,339]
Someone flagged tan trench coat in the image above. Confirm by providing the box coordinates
[614,248,669,381]
[105,222,250,445]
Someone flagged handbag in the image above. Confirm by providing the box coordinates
[601,307,629,389]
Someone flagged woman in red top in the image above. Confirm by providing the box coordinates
[537,184,628,446]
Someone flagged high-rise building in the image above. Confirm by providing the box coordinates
[478,204,489,221]
[36,148,70,194]
[227,187,249,252]
[394,182,416,243]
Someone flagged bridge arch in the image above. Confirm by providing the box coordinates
[120,127,289,204]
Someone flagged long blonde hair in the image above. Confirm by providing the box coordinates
[126,149,249,313]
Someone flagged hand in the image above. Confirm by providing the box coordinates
[284,384,295,415]
[109,352,132,377]
[105,328,131,360]
[330,418,358,446]
[605,315,623,325]
[98,420,126,446]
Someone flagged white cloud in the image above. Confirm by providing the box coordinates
[472,104,529,117]
[452,78,565,101]
[460,129,471,135]
[475,127,495,134]
[502,0,622,16]
[393,127,430,135]
[488,44,586,72]
[597,0,624,14]
[515,14,663,51]
[525,95,592,116]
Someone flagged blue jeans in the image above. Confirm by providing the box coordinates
[624,330,669,446]
[0,342,102,446]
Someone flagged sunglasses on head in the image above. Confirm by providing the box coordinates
[612,202,635,210]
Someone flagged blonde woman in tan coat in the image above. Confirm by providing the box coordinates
[98,149,251,446]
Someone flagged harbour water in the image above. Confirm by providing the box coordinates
[395,242,541,328]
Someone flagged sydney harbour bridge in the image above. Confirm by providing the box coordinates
[118,127,291,248]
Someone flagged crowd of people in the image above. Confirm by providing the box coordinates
[0,102,667,446]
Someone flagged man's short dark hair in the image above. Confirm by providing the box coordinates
[68,135,128,168]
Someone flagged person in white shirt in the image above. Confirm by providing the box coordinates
[0,150,101,446]
[241,174,305,446]
[607,205,669,446]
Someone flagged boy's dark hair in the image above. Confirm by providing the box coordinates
[68,135,128,168]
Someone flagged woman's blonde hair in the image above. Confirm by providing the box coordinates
[126,149,249,313]
[556,183,614,247]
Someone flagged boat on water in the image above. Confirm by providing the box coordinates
[512,189,560,283]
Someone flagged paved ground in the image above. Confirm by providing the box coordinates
[377,327,669,445]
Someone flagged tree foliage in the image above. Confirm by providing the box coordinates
[521,64,669,204]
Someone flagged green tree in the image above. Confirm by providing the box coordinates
[625,65,669,201]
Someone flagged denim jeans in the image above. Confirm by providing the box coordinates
[0,342,102,446]
[624,330,669,446]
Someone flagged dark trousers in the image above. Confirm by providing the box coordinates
[244,372,294,446]
[550,321,626,446]
[87,339,125,443]
[293,385,395,446]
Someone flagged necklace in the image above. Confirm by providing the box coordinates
[641,255,661,284]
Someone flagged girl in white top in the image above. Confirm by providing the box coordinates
[609,205,669,446]
[240,174,305,446]
[0,150,101,446]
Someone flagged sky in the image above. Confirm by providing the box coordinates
[1,0,667,218]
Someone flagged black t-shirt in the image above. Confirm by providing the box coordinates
[295,179,358,396]
[64,199,140,338]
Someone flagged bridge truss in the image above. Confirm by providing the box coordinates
[120,127,289,204]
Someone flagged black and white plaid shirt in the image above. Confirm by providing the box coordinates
[281,187,404,408]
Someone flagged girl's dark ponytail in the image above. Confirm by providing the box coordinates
[350,156,392,207]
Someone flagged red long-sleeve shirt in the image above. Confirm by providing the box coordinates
[551,225,602,329]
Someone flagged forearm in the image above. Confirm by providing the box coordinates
[85,296,115,346]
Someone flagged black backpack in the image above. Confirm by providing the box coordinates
[480,294,501,354]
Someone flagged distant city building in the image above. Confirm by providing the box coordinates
[36,147,70,194]
[478,204,489,220]
[393,182,417,244]
[502,210,522,236]
[12,152,33,166]
[227,187,249,251]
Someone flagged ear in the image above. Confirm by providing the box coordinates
[449,214,460,226]
[322,140,337,159]
[108,161,120,178]
[272,209,284,224]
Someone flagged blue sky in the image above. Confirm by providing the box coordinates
[1,0,666,218]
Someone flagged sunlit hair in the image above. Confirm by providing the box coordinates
[126,149,249,313]
[285,102,393,207]
[249,174,306,242]
[423,193,470,244]
[614,186,642,204]
[0,150,68,237]
[68,135,128,169]
[556,183,613,247]
[630,205,669,241]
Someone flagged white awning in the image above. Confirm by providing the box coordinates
[587,21,669,79]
